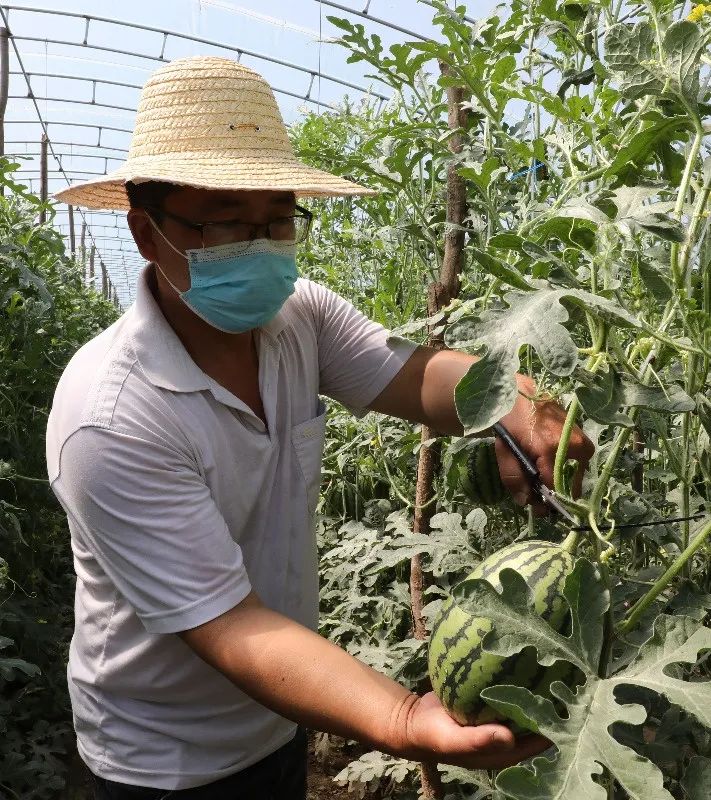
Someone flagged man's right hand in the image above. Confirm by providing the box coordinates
[179,591,549,770]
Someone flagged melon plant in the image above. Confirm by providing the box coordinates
[306,0,711,797]
[428,540,576,726]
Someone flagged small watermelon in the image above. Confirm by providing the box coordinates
[362,499,392,530]
[459,439,506,506]
[428,540,576,726]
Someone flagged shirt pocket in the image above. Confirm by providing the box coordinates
[291,400,327,515]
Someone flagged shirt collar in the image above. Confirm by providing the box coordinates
[128,263,288,393]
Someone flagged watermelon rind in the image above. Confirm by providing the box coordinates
[460,439,506,506]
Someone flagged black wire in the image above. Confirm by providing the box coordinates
[570,514,706,533]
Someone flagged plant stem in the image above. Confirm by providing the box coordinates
[671,118,704,287]
[553,396,582,495]
[554,350,606,496]
[588,422,636,535]
[562,530,580,553]
[676,143,711,285]
[617,515,711,635]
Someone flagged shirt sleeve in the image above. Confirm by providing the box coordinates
[300,280,419,411]
[51,425,252,635]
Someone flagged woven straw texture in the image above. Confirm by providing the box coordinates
[54,56,377,210]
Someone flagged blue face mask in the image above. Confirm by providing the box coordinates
[151,220,298,334]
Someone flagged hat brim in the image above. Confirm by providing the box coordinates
[53,155,378,210]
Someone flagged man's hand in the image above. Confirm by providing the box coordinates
[179,593,548,770]
[393,692,550,769]
[370,347,594,513]
[496,374,594,515]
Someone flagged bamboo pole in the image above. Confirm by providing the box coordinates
[412,62,469,800]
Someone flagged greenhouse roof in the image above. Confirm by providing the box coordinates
[3,0,490,307]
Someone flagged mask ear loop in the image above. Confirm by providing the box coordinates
[146,213,189,260]
[145,213,189,296]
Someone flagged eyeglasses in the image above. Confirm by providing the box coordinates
[144,204,313,247]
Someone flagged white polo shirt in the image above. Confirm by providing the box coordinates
[45,265,416,790]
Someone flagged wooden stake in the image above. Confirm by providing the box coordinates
[39,134,48,224]
[68,204,76,258]
[80,222,87,272]
[412,62,469,800]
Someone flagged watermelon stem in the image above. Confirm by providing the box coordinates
[561,531,579,553]
[553,342,605,538]
[617,515,711,635]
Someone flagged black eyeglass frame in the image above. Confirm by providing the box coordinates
[144,203,314,245]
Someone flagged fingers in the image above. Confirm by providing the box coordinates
[495,438,550,517]
[464,733,552,770]
[450,721,517,752]
[494,437,534,508]
[495,419,595,512]
[447,727,552,770]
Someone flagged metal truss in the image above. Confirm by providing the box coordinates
[0,1,461,307]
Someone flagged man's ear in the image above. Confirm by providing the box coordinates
[127,209,160,263]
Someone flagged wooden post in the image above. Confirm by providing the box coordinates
[68,204,76,258]
[411,63,469,800]
[101,263,108,299]
[80,222,87,277]
[39,133,48,224]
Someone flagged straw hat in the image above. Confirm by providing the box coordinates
[54,56,376,210]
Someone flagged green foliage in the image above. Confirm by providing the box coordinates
[307,0,711,796]
[0,159,119,797]
[4,0,710,796]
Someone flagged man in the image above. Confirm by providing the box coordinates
[48,56,593,798]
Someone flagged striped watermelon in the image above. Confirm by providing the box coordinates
[428,540,575,726]
[459,438,506,506]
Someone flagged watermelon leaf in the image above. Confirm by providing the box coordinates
[605,21,705,108]
[559,558,608,672]
[681,757,711,800]
[447,286,642,434]
[611,614,711,729]
[452,559,606,675]
[486,680,673,800]
[480,614,711,800]
[365,511,484,577]
[576,368,695,427]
